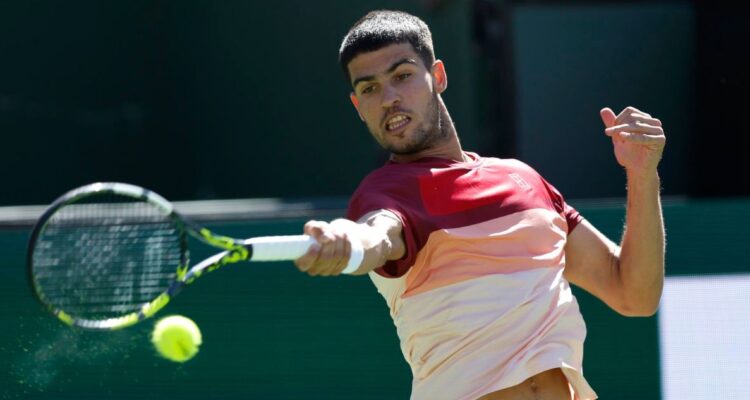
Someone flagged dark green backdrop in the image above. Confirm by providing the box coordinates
[2,199,748,399]
[0,1,700,205]
[0,0,477,206]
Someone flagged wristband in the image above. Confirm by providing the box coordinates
[341,235,364,274]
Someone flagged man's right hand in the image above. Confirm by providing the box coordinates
[294,211,406,277]
[294,219,359,276]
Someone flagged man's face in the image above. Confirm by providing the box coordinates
[347,43,447,155]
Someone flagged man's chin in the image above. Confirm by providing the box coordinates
[387,143,426,155]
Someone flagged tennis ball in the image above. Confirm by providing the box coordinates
[151,315,202,363]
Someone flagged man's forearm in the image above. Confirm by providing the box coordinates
[617,171,665,315]
[349,211,406,275]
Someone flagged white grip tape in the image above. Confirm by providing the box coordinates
[245,234,364,274]
[245,235,316,261]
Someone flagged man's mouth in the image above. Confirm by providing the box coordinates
[385,114,411,132]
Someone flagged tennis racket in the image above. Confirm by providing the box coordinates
[27,182,363,330]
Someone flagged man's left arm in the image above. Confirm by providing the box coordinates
[564,106,666,317]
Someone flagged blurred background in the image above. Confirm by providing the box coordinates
[1,0,748,399]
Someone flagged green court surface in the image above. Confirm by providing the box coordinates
[1,198,747,399]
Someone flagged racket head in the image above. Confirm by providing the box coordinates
[27,182,189,330]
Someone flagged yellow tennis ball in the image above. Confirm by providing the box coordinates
[151,315,202,363]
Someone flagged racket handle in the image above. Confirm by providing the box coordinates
[245,234,364,274]
[245,235,315,261]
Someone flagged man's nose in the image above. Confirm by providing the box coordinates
[380,84,401,109]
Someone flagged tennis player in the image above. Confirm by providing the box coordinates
[295,10,665,400]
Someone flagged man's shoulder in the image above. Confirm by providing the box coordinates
[361,162,409,182]
[347,161,425,219]
[353,154,543,192]
[359,158,432,184]
[473,154,538,173]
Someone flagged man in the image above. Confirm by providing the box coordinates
[295,10,665,400]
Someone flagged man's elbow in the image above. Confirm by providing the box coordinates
[612,264,664,317]
[617,303,659,317]
[615,295,661,317]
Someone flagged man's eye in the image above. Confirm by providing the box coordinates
[361,85,374,94]
[397,73,411,81]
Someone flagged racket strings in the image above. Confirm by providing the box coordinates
[31,195,185,320]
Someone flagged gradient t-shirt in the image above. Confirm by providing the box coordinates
[347,152,597,400]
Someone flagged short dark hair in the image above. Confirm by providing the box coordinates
[339,10,435,85]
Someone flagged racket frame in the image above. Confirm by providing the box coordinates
[27,182,254,330]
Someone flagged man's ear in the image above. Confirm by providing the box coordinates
[432,60,448,94]
[350,93,364,121]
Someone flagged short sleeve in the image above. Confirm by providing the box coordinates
[346,186,419,278]
[541,178,584,233]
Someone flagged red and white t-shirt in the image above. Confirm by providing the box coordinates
[347,152,598,400]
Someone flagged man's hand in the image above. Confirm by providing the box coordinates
[294,211,406,277]
[600,106,666,177]
[294,219,358,276]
